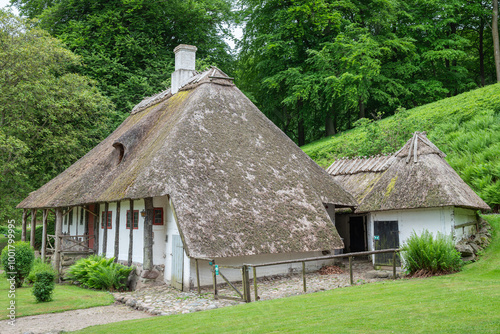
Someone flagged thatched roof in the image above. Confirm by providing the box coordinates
[328,132,490,213]
[18,66,357,258]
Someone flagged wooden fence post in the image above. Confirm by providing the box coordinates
[349,256,353,285]
[212,262,218,300]
[302,261,307,292]
[393,252,397,279]
[252,266,258,301]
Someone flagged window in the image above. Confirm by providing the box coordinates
[101,211,112,229]
[69,211,73,225]
[126,210,139,229]
[153,208,164,225]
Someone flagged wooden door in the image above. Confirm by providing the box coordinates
[374,221,400,266]
[88,204,95,249]
[171,234,184,290]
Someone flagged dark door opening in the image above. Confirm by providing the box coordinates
[374,220,400,266]
[349,216,366,252]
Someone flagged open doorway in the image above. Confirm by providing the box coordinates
[349,216,367,252]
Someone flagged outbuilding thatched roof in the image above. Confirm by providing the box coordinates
[18,66,357,258]
[328,132,490,213]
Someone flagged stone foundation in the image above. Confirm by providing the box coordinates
[117,260,166,291]
[455,218,492,262]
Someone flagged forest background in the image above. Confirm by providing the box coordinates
[1,0,499,223]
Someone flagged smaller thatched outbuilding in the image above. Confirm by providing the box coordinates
[327,132,490,265]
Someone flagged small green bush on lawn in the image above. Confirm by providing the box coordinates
[26,258,57,284]
[32,271,55,302]
[1,241,35,287]
[66,255,134,291]
[400,229,463,275]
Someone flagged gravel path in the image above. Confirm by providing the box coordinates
[0,304,151,334]
[0,260,399,333]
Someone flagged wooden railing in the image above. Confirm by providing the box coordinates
[194,248,400,303]
[47,234,95,253]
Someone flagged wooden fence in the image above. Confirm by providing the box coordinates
[194,248,400,303]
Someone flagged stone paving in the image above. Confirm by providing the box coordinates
[113,260,401,316]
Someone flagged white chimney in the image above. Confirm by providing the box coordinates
[171,44,197,94]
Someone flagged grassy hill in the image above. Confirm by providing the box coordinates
[301,84,500,211]
[74,215,500,333]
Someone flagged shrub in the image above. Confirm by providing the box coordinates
[400,230,463,276]
[26,258,57,284]
[1,241,35,287]
[66,255,134,291]
[32,271,55,302]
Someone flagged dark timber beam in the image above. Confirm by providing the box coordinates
[128,199,134,266]
[30,209,37,248]
[102,202,109,256]
[41,209,48,261]
[21,209,28,242]
[143,197,154,271]
[114,201,120,262]
[54,208,63,276]
[93,204,100,254]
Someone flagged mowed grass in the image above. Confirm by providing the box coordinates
[0,278,114,320]
[76,214,500,333]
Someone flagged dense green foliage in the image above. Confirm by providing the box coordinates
[66,255,134,291]
[32,271,55,302]
[237,0,496,145]
[0,10,116,223]
[302,84,500,210]
[1,241,34,287]
[26,258,57,284]
[75,215,500,333]
[400,230,463,275]
[12,0,234,115]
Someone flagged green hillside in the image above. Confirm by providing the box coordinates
[302,84,500,211]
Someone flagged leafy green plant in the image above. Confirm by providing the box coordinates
[32,271,55,302]
[1,241,35,287]
[27,221,55,251]
[66,255,134,291]
[400,230,463,275]
[26,258,57,284]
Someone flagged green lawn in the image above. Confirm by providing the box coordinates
[75,214,500,333]
[0,278,114,320]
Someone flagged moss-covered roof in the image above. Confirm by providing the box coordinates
[18,67,357,258]
[328,132,490,213]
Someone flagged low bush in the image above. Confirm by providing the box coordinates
[26,258,57,284]
[66,255,134,291]
[1,241,35,287]
[400,230,463,276]
[32,271,55,302]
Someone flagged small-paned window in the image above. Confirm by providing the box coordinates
[101,211,112,229]
[153,208,164,225]
[126,210,139,229]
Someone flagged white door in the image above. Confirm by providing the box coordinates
[171,234,184,290]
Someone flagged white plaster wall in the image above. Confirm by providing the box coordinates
[189,251,338,287]
[453,207,478,241]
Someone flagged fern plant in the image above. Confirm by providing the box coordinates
[400,230,463,275]
[66,255,134,291]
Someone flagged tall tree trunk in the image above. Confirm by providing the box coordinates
[297,100,305,146]
[358,98,365,119]
[479,18,486,86]
[493,0,500,82]
[325,112,336,137]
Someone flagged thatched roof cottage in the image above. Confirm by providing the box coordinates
[327,132,490,265]
[18,45,356,290]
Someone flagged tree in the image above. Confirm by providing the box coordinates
[493,0,500,81]
[0,9,116,222]
[11,0,235,115]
